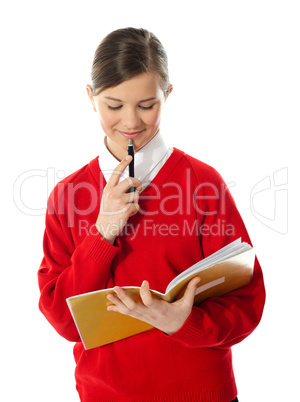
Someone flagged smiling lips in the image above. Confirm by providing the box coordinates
[118,130,145,138]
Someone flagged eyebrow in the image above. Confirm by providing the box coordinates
[104,96,157,103]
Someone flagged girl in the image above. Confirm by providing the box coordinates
[38,27,265,402]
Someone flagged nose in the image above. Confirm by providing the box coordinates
[121,107,141,130]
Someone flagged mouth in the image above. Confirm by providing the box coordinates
[118,130,145,139]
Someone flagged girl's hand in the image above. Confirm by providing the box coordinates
[106,277,201,335]
[96,156,142,244]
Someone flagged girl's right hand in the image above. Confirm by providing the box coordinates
[95,155,142,244]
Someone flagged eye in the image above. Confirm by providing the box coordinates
[139,105,154,110]
[108,105,122,110]
[107,104,154,111]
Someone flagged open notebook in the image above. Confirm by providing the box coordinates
[67,238,255,349]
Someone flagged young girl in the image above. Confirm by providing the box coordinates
[38,27,265,402]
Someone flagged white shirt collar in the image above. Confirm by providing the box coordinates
[98,131,171,188]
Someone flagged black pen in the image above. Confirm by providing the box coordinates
[127,139,135,193]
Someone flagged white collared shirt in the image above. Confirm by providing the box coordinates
[98,131,173,191]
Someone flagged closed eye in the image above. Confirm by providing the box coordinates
[139,105,154,110]
[108,105,122,110]
[107,104,155,111]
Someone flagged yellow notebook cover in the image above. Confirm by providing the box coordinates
[67,239,255,349]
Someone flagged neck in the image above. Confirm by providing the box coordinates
[105,138,127,161]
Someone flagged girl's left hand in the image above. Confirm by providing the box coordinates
[106,277,200,335]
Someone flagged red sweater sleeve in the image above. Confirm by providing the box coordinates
[38,189,120,342]
[170,161,266,348]
[170,257,265,348]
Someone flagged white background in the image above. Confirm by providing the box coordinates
[1,1,299,401]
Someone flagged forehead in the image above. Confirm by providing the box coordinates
[99,73,163,102]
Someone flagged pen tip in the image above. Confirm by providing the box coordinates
[128,139,133,145]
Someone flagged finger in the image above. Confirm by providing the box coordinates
[112,286,137,311]
[128,202,140,217]
[106,294,123,312]
[140,280,153,307]
[123,190,139,204]
[107,156,133,188]
[106,294,145,321]
[118,176,142,194]
[106,293,133,314]
[182,277,201,304]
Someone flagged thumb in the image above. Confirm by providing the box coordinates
[182,276,201,304]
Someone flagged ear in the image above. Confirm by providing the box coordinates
[86,84,97,112]
[164,84,173,100]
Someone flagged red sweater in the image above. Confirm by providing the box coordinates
[38,148,265,401]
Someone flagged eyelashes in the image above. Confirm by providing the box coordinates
[107,105,122,110]
[107,105,154,111]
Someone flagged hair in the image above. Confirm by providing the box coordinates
[89,27,170,96]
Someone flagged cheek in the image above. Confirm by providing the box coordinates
[144,109,162,127]
[99,110,119,129]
